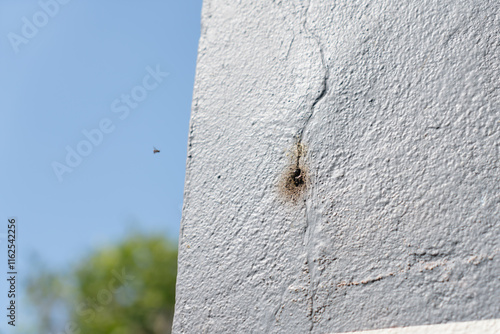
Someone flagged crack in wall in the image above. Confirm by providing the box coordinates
[284,34,296,60]
[275,1,330,331]
[336,251,499,288]
[298,0,330,332]
[302,193,324,332]
[297,0,330,144]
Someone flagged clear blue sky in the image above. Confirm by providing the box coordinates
[0,1,202,331]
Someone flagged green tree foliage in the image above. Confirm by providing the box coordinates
[27,234,178,334]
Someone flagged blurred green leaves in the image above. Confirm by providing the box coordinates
[27,233,178,334]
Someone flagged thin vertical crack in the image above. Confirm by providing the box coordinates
[297,0,330,144]
[298,1,330,332]
[284,34,295,60]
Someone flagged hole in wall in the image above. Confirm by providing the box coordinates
[279,141,308,203]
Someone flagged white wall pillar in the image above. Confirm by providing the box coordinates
[173,1,500,333]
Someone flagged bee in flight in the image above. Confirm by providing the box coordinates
[153,147,160,154]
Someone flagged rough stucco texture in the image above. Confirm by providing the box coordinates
[173,1,499,333]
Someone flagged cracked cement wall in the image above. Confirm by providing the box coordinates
[173,0,499,333]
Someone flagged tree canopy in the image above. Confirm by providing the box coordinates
[27,234,178,334]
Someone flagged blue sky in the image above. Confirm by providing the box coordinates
[0,1,202,331]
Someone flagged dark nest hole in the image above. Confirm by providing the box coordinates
[293,168,304,187]
[278,141,308,203]
[279,165,307,203]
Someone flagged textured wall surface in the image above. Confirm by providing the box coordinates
[173,1,499,333]
[330,319,500,334]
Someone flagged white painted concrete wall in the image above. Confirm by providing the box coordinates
[173,1,499,333]
[330,319,500,334]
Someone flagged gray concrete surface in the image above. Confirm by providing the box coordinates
[173,0,499,333]
[329,319,500,334]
